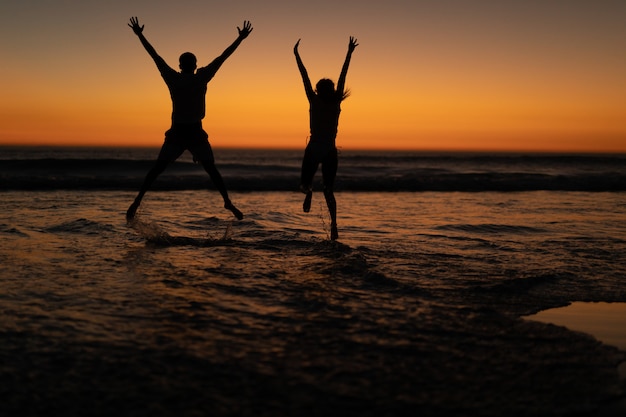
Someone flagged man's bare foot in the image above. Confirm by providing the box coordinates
[330,223,338,241]
[126,201,140,223]
[225,201,243,220]
[303,191,312,213]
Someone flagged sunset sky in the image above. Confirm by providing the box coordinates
[1,0,625,152]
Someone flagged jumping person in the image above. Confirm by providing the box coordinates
[294,36,358,240]
[126,17,252,222]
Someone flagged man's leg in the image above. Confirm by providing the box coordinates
[189,131,243,220]
[127,135,183,222]
[200,160,243,220]
[127,160,169,221]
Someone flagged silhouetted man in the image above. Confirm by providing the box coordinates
[126,16,252,222]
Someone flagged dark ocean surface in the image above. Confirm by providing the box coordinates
[1,146,626,416]
[1,146,625,191]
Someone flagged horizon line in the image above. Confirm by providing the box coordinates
[1,143,626,155]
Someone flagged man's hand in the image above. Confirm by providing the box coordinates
[237,20,253,39]
[348,36,358,53]
[128,17,144,36]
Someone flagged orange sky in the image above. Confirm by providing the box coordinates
[1,1,625,152]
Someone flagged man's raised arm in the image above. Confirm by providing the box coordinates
[128,17,168,71]
[206,20,253,71]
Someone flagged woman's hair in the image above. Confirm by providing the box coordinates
[315,78,350,101]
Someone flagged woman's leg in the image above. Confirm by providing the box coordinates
[300,145,318,213]
[321,148,339,240]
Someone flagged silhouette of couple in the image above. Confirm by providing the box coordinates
[126,17,358,241]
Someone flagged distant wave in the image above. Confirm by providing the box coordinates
[1,156,625,192]
[43,218,117,235]
[435,224,546,235]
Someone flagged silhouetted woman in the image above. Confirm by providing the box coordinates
[294,36,358,240]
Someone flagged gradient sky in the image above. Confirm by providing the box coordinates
[1,0,625,151]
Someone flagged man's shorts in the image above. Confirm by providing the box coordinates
[157,123,215,163]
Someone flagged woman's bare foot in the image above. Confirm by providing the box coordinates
[303,191,313,213]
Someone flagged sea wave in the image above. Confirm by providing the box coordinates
[1,152,625,192]
[43,218,117,235]
[435,224,547,235]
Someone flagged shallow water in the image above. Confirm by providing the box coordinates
[525,302,626,351]
[525,302,626,384]
[1,190,626,416]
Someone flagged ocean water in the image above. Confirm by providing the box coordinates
[526,302,626,351]
[1,146,626,416]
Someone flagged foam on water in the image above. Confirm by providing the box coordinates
[128,215,236,246]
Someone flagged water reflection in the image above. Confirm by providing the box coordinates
[525,302,626,351]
